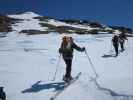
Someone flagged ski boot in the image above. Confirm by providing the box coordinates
[63,76,73,83]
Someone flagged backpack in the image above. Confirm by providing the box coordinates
[112,35,119,44]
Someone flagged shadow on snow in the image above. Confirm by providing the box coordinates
[22,81,66,93]
[102,54,116,58]
[93,79,133,100]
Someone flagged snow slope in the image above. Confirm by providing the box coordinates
[8,12,104,33]
[8,12,48,31]
[44,19,95,30]
[0,31,133,100]
[0,12,133,100]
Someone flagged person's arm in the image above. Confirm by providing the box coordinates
[125,37,128,40]
[112,38,114,42]
[59,43,63,54]
[122,33,128,40]
[125,35,128,40]
[72,42,85,52]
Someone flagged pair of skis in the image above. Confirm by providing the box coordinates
[50,72,81,100]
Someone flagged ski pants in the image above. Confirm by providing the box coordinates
[64,59,72,78]
[113,44,119,55]
[0,92,6,100]
[119,41,124,51]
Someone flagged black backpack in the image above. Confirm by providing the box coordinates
[112,35,119,44]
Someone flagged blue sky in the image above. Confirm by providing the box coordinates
[0,0,133,28]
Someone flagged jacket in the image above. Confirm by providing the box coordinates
[59,42,84,59]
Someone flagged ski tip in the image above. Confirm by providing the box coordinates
[77,72,82,76]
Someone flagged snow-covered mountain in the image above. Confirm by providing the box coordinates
[0,11,131,35]
[0,11,133,100]
[7,12,109,34]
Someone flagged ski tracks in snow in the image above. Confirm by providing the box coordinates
[54,71,133,100]
[77,74,133,100]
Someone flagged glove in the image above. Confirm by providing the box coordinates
[59,48,62,54]
[82,47,85,51]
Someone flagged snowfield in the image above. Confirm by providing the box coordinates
[0,31,133,100]
[0,12,133,100]
[44,19,95,31]
[8,12,47,31]
[8,12,102,33]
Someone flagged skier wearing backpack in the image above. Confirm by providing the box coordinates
[112,34,119,57]
[59,36,85,82]
[118,32,128,52]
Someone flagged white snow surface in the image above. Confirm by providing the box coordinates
[8,12,47,32]
[0,31,133,100]
[8,12,41,19]
[45,19,96,31]
[8,12,99,33]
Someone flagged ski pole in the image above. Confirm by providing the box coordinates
[52,54,61,81]
[84,49,98,79]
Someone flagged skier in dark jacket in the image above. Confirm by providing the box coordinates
[112,34,119,56]
[118,32,128,52]
[0,87,6,100]
[59,36,85,82]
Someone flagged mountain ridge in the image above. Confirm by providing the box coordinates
[0,12,132,35]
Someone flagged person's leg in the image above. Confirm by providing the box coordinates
[121,42,125,51]
[67,59,72,78]
[64,59,72,78]
[116,45,118,55]
[0,92,6,100]
[114,44,118,56]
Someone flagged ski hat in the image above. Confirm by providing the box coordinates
[61,33,72,40]
[61,34,74,44]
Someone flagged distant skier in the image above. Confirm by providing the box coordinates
[112,34,119,57]
[0,87,6,100]
[59,36,85,82]
[118,32,128,52]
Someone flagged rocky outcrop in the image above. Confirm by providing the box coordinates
[0,15,19,32]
